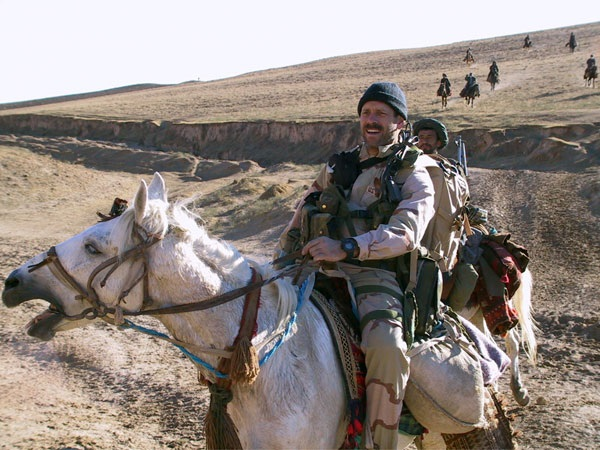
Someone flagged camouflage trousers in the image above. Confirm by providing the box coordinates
[339,264,409,450]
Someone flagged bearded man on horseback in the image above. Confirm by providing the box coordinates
[277,82,438,449]
[412,118,474,306]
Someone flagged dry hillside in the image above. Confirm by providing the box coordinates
[1,21,599,129]
[0,20,599,450]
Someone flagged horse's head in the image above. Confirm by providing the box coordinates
[2,173,170,341]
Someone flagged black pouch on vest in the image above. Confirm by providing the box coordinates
[328,150,361,190]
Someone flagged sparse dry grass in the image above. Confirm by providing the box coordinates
[189,175,310,235]
[2,22,599,131]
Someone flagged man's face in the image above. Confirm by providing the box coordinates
[359,101,404,150]
[416,129,440,154]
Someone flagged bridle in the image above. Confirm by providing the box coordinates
[26,221,298,322]
[28,223,160,321]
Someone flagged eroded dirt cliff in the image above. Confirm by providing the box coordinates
[1,115,598,171]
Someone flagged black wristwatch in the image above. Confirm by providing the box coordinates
[340,238,358,260]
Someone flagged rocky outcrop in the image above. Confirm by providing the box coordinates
[0,114,598,170]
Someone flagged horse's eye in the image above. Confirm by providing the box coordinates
[84,243,101,255]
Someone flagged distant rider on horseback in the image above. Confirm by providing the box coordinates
[566,32,577,52]
[487,61,500,88]
[463,47,474,63]
[460,73,478,98]
[585,54,598,86]
[437,73,452,97]
[465,72,476,87]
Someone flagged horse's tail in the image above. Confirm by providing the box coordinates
[512,268,538,364]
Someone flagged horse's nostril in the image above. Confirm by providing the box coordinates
[4,276,19,290]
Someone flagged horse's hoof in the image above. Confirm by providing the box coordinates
[515,391,530,406]
[511,382,530,406]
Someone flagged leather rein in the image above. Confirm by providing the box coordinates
[27,222,289,322]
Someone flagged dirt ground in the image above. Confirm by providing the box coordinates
[0,137,599,450]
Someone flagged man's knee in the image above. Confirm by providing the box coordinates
[362,320,409,367]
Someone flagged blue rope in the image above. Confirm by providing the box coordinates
[118,277,309,379]
[119,319,229,378]
[259,277,308,365]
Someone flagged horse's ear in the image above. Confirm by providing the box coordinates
[134,179,149,225]
[148,172,167,202]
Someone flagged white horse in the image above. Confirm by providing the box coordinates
[458,268,537,406]
[2,173,512,449]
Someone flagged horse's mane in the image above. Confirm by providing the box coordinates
[110,195,273,289]
[166,199,297,330]
[109,193,297,342]
[172,199,258,279]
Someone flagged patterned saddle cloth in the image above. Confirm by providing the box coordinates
[310,275,426,449]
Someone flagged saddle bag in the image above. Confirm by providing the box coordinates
[404,312,487,434]
[400,249,499,434]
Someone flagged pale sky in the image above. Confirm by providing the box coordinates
[1,0,597,104]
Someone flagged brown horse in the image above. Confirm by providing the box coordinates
[584,66,597,88]
[487,70,500,91]
[437,81,450,109]
[460,80,480,107]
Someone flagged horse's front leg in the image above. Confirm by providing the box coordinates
[505,328,530,406]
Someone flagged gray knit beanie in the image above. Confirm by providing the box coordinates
[357,82,408,120]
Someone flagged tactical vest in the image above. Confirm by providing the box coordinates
[300,146,470,273]
[300,143,468,343]
[300,143,421,247]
